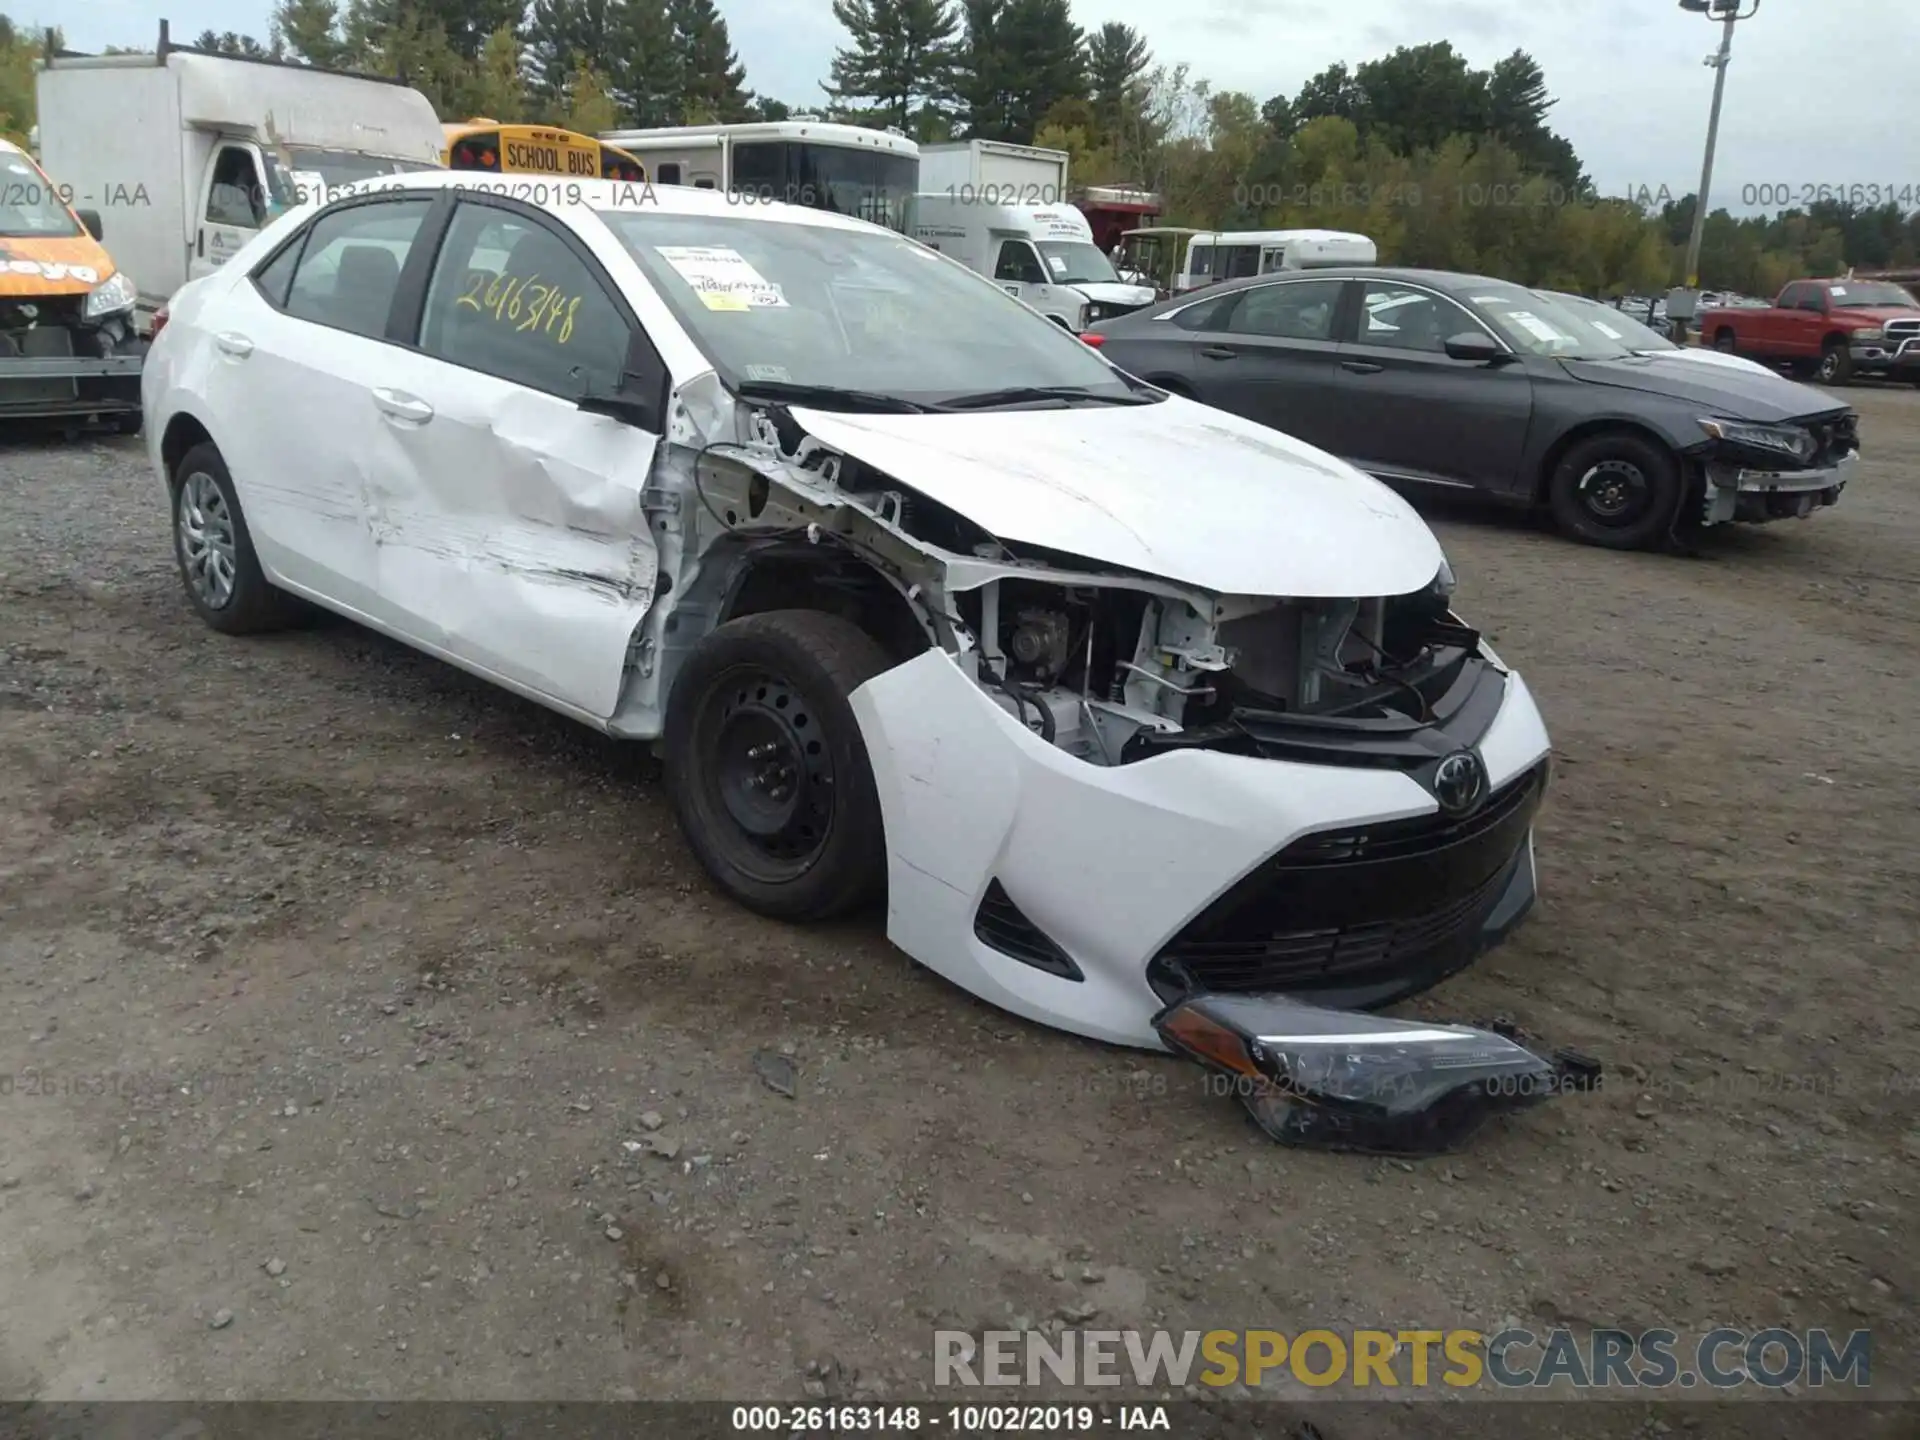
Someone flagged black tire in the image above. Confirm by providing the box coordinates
[170,442,301,634]
[663,610,894,922]
[1816,339,1854,386]
[1712,328,1738,353]
[1547,431,1682,551]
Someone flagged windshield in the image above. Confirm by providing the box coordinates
[287,148,440,189]
[1036,240,1118,285]
[0,152,81,238]
[599,210,1141,406]
[1467,287,1634,360]
[1825,282,1917,308]
[1547,293,1674,352]
[729,140,918,233]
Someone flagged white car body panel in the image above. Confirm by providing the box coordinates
[1645,345,1780,378]
[1072,279,1157,310]
[144,174,1554,1050]
[851,649,1549,1048]
[786,399,1444,599]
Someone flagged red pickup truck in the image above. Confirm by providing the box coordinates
[1699,278,1920,386]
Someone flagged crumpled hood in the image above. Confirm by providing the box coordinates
[1562,355,1843,422]
[788,396,1444,598]
[1071,280,1157,309]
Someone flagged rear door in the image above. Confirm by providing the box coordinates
[1175,277,1351,443]
[1324,279,1534,494]
[202,193,438,609]
[351,196,665,719]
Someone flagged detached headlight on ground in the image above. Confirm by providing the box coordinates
[84,270,138,320]
[1698,416,1816,463]
[1156,992,1601,1156]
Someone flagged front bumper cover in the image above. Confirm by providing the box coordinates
[1701,451,1856,525]
[847,648,1552,1050]
[0,351,144,419]
[1848,335,1920,372]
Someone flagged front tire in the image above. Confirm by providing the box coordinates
[1713,328,1738,353]
[170,442,300,634]
[663,610,894,921]
[1547,432,1681,551]
[1817,340,1854,385]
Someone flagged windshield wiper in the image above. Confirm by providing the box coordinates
[730,380,934,414]
[934,385,1154,411]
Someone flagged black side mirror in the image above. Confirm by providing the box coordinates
[578,332,669,430]
[577,389,661,430]
[76,208,104,240]
[1444,331,1507,364]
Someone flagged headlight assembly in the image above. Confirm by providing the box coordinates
[84,270,139,320]
[1698,416,1816,463]
[1854,328,1885,342]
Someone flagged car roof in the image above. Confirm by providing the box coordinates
[343,171,895,238]
[1167,267,1520,299]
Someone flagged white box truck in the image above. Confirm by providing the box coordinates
[908,196,1155,332]
[36,21,445,332]
[916,139,1070,206]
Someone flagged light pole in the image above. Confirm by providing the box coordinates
[1679,0,1761,291]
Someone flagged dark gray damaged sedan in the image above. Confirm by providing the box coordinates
[1085,268,1860,550]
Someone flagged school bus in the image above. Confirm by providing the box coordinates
[441,121,648,182]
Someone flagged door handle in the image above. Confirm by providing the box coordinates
[214,332,253,358]
[1341,360,1384,374]
[1199,346,1237,360]
[372,389,434,424]
[197,230,205,258]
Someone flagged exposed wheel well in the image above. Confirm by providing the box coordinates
[1535,421,1684,505]
[1144,374,1194,397]
[1821,331,1849,351]
[160,415,214,490]
[1047,315,1073,329]
[720,549,931,668]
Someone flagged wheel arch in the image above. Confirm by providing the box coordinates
[1535,418,1690,505]
[160,413,216,491]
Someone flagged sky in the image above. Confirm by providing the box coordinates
[51,0,1918,215]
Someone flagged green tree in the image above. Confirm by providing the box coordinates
[469,25,528,121]
[0,17,49,146]
[524,0,618,113]
[825,0,959,137]
[607,0,679,127]
[273,0,351,67]
[1085,21,1149,147]
[562,60,619,134]
[194,29,281,58]
[952,0,1009,138]
[671,0,751,122]
[994,0,1082,141]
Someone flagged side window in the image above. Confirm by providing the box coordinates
[656,162,683,186]
[207,145,265,229]
[994,240,1045,284]
[1224,280,1345,341]
[417,202,630,399]
[251,234,305,308]
[1169,293,1233,331]
[1260,246,1288,273]
[1357,283,1467,354]
[1776,283,1805,310]
[283,198,432,339]
[1189,245,1213,278]
[1222,246,1261,280]
[1800,287,1829,313]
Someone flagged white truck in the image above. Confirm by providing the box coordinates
[36,21,445,332]
[916,139,1071,207]
[908,196,1155,332]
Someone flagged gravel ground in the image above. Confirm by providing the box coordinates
[0,390,1915,1437]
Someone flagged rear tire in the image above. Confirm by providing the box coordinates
[663,610,894,922]
[1713,329,1738,353]
[170,442,302,634]
[1817,340,1854,385]
[1547,431,1681,551]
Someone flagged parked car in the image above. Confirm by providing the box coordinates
[1542,290,1781,378]
[1086,268,1860,550]
[1699,278,1920,385]
[143,173,1553,1053]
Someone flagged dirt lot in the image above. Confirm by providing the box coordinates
[0,385,1915,1435]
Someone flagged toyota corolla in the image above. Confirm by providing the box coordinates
[142,174,1565,1142]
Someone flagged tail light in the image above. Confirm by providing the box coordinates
[1080,332,1104,348]
[151,306,169,340]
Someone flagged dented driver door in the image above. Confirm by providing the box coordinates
[356,199,661,721]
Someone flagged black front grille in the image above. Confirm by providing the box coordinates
[974,880,1082,980]
[1884,319,1920,339]
[1153,763,1545,999]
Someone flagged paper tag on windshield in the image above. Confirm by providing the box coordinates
[654,245,789,310]
[1509,311,1566,343]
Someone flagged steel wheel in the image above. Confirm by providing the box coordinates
[177,470,238,609]
[1575,458,1652,528]
[700,666,837,884]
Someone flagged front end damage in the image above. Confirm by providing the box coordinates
[633,377,1585,1152]
[1692,408,1859,526]
[0,290,145,426]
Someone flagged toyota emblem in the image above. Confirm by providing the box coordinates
[1433,751,1487,815]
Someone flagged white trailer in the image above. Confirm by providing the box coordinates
[36,21,445,331]
[598,120,920,232]
[915,139,1069,207]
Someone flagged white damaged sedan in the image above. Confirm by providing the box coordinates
[144,173,1555,1069]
